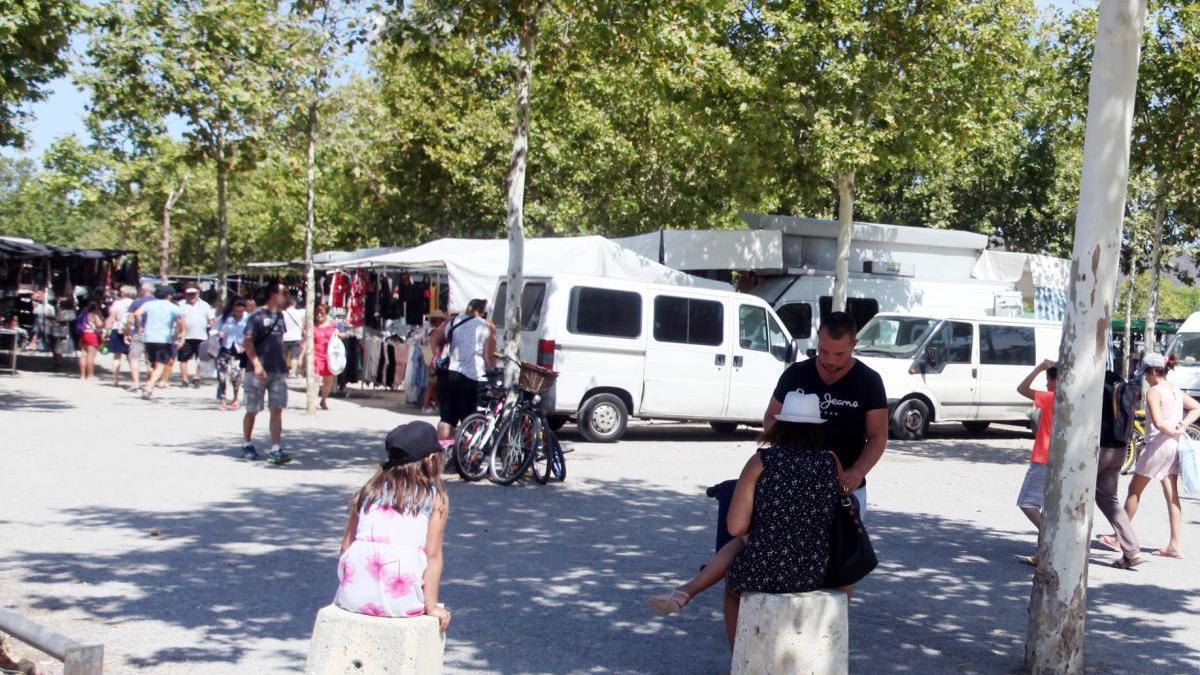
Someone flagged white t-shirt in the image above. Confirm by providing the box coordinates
[283,307,305,342]
[179,299,215,340]
[109,297,133,331]
[448,316,490,382]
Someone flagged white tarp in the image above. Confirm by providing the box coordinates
[613,230,785,271]
[331,235,730,311]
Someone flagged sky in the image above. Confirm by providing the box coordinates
[3,0,1082,162]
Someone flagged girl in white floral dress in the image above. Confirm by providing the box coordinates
[334,422,451,631]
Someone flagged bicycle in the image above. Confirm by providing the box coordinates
[452,355,560,485]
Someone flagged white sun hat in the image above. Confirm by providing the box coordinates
[774,392,827,424]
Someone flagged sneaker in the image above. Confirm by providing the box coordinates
[242,445,261,461]
[266,450,292,465]
[191,380,201,389]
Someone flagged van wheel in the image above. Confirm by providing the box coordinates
[710,421,739,434]
[891,399,930,440]
[547,415,568,432]
[962,421,991,434]
[579,394,628,443]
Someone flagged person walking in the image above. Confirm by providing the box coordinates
[422,311,447,414]
[1016,360,1058,538]
[125,283,155,391]
[76,300,104,381]
[436,299,496,443]
[241,281,292,464]
[1096,369,1143,569]
[311,302,340,410]
[216,298,249,411]
[177,287,214,388]
[282,297,305,378]
[136,286,185,398]
[1123,353,1200,559]
[105,285,136,387]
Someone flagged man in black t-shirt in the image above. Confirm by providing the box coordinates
[242,281,292,465]
[765,311,888,513]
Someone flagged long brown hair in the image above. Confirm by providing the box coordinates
[350,453,446,517]
[758,420,825,450]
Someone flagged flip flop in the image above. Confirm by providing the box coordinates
[1096,534,1121,552]
[647,589,690,617]
[1152,549,1184,559]
[1017,555,1038,567]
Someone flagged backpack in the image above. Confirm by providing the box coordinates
[327,334,347,375]
[75,311,89,333]
[1102,372,1138,446]
[432,316,467,375]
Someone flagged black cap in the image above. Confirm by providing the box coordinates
[382,421,439,469]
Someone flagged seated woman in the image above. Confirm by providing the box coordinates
[647,392,841,646]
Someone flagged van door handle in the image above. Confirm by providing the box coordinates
[733,356,744,368]
[715,354,726,366]
[972,368,978,378]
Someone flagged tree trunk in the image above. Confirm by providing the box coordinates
[502,15,540,387]
[1122,263,1136,380]
[160,176,187,283]
[304,100,319,415]
[1142,176,1168,354]
[832,172,855,313]
[1024,0,1147,671]
[216,131,229,303]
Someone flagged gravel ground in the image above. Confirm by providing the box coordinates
[1,356,1198,674]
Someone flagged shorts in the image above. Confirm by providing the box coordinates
[1017,463,1049,510]
[129,334,145,361]
[177,338,204,362]
[79,330,100,349]
[107,330,130,354]
[439,371,483,427]
[146,342,174,366]
[284,341,302,362]
[244,371,289,413]
[852,486,868,523]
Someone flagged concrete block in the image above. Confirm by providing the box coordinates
[304,605,444,675]
[731,590,849,675]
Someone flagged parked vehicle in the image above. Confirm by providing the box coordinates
[1167,311,1200,399]
[852,312,1064,440]
[493,273,799,442]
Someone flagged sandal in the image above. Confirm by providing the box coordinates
[647,589,690,616]
[1017,555,1038,567]
[1096,534,1121,552]
[1152,548,1183,559]
[1112,555,1145,570]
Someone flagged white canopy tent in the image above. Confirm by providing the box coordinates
[321,235,730,312]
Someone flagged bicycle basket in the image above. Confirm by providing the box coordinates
[518,361,558,395]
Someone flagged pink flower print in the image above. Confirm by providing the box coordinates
[365,552,388,581]
[359,603,386,617]
[405,608,426,617]
[338,558,355,586]
[375,503,400,519]
[386,573,418,598]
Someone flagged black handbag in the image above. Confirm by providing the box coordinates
[824,492,878,588]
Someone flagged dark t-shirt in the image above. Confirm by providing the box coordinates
[772,359,888,472]
[246,309,287,374]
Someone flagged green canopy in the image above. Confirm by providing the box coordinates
[1111,318,1181,335]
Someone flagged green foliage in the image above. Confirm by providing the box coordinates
[1123,273,1200,320]
[0,0,80,147]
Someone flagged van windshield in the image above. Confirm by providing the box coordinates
[855,316,940,358]
[1168,333,1200,366]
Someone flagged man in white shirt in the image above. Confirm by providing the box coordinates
[282,298,305,378]
[177,287,215,388]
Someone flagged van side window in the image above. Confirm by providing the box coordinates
[937,321,974,363]
[655,296,723,346]
[818,296,880,331]
[568,287,641,338]
[980,325,1035,365]
[777,302,812,339]
[739,305,769,351]
[493,282,547,331]
[768,315,789,361]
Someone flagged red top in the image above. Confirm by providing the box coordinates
[1030,390,1055,464]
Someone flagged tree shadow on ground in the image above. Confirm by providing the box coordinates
[161,428,394,472]
[887,433,1032,466]
[0,388,75,412]
[3,478,1195,673]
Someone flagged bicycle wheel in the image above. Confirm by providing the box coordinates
[547,428,566,482]
[454,413,493,482]
[1121,427,1144,475]
[489,409,540,485]
[530,418,552,485]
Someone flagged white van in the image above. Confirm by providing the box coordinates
[493,273,799,442]
[852,312,1063,439]
[1167,311,1200,398]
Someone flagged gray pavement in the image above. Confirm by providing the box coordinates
[1,359,1198,674]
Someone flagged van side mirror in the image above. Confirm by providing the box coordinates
[786,339,801,363]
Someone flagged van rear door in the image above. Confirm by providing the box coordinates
[641,293,730,417]
[726,303,792,420]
